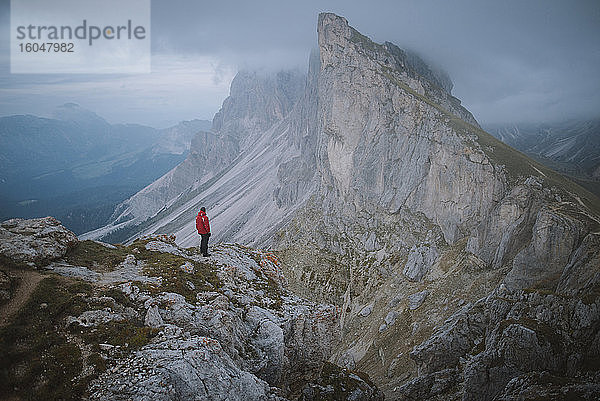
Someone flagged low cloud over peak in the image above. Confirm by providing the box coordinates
[1,0,599,126]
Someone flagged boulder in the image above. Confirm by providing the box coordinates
[88,333,278,401]
[0,217,78,267]
[403,245,438,282]
[408,290,430,310]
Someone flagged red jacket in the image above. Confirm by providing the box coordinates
[196,210,211,234]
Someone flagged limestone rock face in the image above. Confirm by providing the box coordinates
[315,12,503,245]
[465,181,542,269]
[504,207,582,290]
[0,217,77,266]
[280,13,599,400]
[407,290,429,310]
[403,246,439,281]
[405,286,600,401]
[212,70,305,149]
[89,332,280,401]
[556,232,600,296]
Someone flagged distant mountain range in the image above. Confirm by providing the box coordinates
[485,119,600,196]
[0,103,210,234]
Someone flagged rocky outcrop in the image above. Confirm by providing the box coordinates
[405,284,600,401]
[80,239,381,400]
[1,220,383,401]
[403,246,439,281]
[300,362,384,401]
[89,330,281,401]
[0,217,77,267]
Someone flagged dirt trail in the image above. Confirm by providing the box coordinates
[0,269,43,328]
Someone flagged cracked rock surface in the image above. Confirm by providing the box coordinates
[0,217,78,266]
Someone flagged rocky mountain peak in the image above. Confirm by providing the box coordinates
[384,43,454,94]
[317,13,352,66]
[52,102,110,129]
[318,13,453,96]
[211,69,305,147]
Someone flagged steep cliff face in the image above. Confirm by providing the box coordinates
[84,12,600,400]
[212,70,305,149]
[315,13,502,243]
[274,13,600,400]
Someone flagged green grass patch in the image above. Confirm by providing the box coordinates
[64,240,130,272]
[68,238,222,303]
[79,321,158,351]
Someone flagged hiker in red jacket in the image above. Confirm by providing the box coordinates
[196,207,211,257]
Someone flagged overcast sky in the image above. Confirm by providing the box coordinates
[1,0,599,127]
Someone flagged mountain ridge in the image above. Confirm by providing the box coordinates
[485,119,600,197]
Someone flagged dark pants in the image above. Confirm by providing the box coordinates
[200,233,210,255]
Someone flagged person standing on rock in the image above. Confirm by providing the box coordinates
[196,207,211,257]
